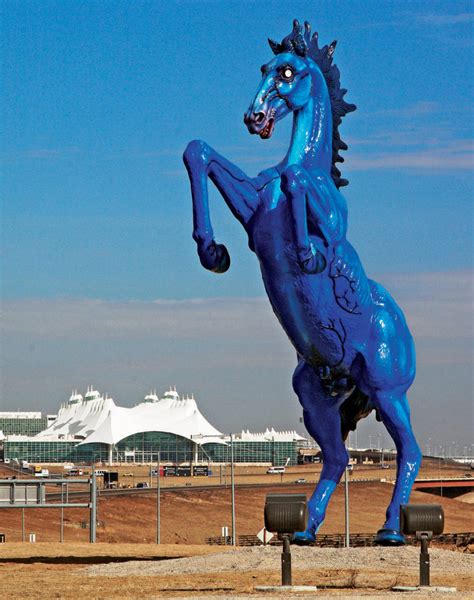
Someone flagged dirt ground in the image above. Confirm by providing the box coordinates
[0,479,472,544]
[0,460,473,599]
[1,457,470,490]
[0,543,472,599]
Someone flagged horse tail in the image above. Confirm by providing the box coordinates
[339,387,373,441]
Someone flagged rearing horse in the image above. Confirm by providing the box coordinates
[183,20,421,545]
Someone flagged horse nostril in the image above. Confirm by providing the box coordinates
[254,112,265,124]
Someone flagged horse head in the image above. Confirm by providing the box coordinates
[244,20,317,140]
[244,19,356,189]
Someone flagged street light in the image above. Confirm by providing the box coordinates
[156,450,161,544]
[230,433,236,546]
[399,504,444,588]
[192,433,236,546]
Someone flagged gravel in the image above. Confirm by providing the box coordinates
[85,545,473,578]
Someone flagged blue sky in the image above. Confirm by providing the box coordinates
[1,1,473,453]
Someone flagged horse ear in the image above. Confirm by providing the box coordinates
[304,21,311,44]
[268,38,281,55]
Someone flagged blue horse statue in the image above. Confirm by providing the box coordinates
[183,20,421,545]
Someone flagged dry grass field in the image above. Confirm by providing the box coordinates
[0,542,472,599]
[0,459,472,544]
[0,481,472,544]
[0,460,472,598]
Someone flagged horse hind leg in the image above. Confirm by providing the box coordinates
[372,389,422,545]
[292,359,349,544]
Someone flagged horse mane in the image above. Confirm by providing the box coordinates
[269,20,356,188]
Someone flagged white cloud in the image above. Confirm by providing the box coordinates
[346,101,473,171]
[2,296,282,341]
[381,271,473,341]
[346,147,473,171]
[3,270,472,354]
[1,271,472,442]
[417,12,474,26]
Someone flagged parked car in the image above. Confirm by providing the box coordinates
[136,482,149,488]
[266,466,285,474]
[295,478,307,484]
[66,469,84,476]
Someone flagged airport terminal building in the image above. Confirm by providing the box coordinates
[1,388,305,466]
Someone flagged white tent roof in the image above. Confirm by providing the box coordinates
[79,393,224,446]
[33,387,303,448]
[35,387,224,446]
[234,428,305,443]
[35,388,116,441]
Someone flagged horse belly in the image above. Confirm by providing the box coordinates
[262,264,366,371]
[251,203,370,371]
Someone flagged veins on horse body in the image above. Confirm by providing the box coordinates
[317,317,347,369]
[330,257,362,315]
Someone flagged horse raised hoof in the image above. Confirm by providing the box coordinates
[375,528,406,546]
[198,241,231,273]
[292,529,316,545]
[298,247,326,275]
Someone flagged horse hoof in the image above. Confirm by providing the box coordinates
[375,528,406,546]
[292,530,315,545]
[198,242,231,273]
[298,249,326,274]
[212,243,231,273]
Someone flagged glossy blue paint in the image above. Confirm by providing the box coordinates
[183,20,421,546]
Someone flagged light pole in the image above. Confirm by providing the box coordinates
[156,450,161,544]
[344,462,350,547]
[192,433,236,546]
[230,433,236,546]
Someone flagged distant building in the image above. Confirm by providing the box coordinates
[2,388,304,465]
[0,411,56,437]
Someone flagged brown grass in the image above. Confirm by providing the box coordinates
[1,547,472,599]
[0,480,471,545]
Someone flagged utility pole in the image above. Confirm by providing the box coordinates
[60,483,64,542]
[156,450,161,544]
[90,470,97,543]
[193,433,236,545]
[344,454,350,547]
[230,433,236,546]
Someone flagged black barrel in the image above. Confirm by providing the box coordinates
[264,493,307,534]
[400,504,444,536]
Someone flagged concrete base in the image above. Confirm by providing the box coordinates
[255,585,318,593]
[392,586,457,593]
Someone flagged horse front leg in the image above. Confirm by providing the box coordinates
[183,140,260,273]
[280,164,347,274]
